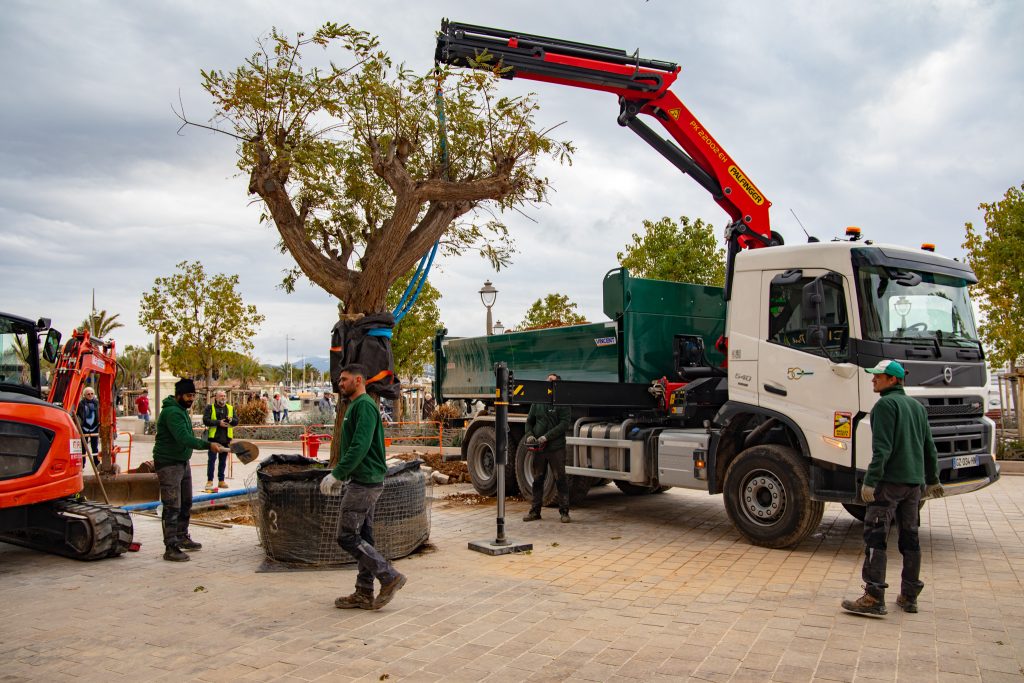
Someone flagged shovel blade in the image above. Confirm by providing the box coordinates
[230,440,259,465]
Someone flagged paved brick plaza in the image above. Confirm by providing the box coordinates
[2,466,1023,682]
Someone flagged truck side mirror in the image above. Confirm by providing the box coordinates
[801,278,825,328]
[42,329,62,363]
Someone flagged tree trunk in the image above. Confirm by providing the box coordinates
[328,401,347,468]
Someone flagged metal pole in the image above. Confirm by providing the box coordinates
[153,327,161,420]
[486,306,493,336]
[494,362,509,545]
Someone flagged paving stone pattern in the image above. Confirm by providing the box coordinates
[2,464,1024,682]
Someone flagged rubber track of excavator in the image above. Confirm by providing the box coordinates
[0,498,134,561]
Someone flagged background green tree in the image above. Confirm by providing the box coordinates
[188,23,573,314]
[138,261,265,392]
[385,270,442,383]
[221,352,264,390]
[118,345,152,391]
[963,181,1024,370]
[81,309,124,338]
[616,215,726,286]
[517,293,587,331]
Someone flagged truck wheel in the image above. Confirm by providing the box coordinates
[567,475,593,506]
[614,480,656,496]
[514,439,556,506]
[723,444,824,548]
[466,427,498,497]
[844,500,925,523]
[842,503,866,521]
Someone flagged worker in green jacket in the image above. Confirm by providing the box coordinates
[523,373,573,523]
[319,364,406,610]
[842,360,944,616]
[153,378,228,562]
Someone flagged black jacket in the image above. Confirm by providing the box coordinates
[76,397,100,434]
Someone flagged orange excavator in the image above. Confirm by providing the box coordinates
[0,312,135,559]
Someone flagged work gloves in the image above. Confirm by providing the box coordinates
[525,435,537,446]
[320,472,343,496]
[537,436,548,447]
[925,483,945,498]
[860,484,875,503]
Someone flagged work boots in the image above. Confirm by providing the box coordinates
[560,512,571,523]
[522,510,541,522]
[841,591,887,616]
[375,573,408,609]
[896,594,919,613]
[218,481,229,489]
[334,588,375,610]
[163,546,190,562]
[179,537,202,551]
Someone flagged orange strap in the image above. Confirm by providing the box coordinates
[367,370,393,384]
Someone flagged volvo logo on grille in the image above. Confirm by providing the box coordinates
[943,367,953,384]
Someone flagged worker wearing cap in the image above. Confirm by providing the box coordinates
[842,360,943,616]
[523,373,573,524]
[153,378,229,562]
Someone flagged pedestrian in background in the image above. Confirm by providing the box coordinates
[135,388,151,424]
[842,360,944,616]
[320,364,407,610]
[202,389,237,490]
[76,386,101,466]
[271,393,285,424]
[153,378,229,562]
[522,373,573,524]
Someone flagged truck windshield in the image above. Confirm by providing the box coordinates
[855,266,980,348]
[0,319,35,391]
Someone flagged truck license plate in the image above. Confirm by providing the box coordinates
[952,455,978,469]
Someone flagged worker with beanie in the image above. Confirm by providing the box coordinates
[842,360,943,616]
[153,378,229,562]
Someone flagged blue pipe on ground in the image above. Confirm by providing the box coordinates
[121,486,256,511]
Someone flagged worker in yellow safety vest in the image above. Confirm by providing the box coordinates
[202,390,238,490]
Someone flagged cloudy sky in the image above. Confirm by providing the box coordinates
[2,0,1021,366]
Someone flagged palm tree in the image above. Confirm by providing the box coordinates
[118,345,152,390]
[81,309,124,338]
[225,355,264,390]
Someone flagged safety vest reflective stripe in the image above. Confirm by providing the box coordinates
[208,404,234,439]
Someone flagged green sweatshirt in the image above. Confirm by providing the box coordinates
[331,393,387,484]
[864,386,939,487]
[153,396,211,465]
[526,403,571,451]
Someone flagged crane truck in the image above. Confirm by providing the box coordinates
[432,21,999,548]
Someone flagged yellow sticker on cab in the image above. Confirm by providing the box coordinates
[834,412,852,439]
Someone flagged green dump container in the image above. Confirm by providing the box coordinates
[435,268,727,400]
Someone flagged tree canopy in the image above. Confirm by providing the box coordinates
[517,293,587,331]
[385,270,441,382]
[118,345,152,391]
[963,181,1024,369]
[617,215,726,286]
[191,22,573,314]
[138,261,265,388]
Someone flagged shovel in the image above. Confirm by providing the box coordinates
[230,440,260,465]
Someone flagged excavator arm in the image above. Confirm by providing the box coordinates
[47,329,119,473]
[435,20,778,297]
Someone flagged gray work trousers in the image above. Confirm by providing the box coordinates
[156,462,192,548]
[336,481,400,592]
[862,482,924,601]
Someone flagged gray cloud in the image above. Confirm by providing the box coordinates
[1,0,1020,360]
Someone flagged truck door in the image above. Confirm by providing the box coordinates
[757,269,860,468]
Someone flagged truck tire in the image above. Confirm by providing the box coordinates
[842,503,866,521]
[614,480,657,496]
[723,444,824,549]
[843,500,925,523]
[466,426,499,497]
[514,439,556,505]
